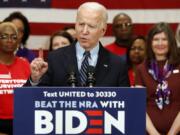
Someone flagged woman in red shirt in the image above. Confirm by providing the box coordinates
[0,22,30,135]
[126,35,146,86]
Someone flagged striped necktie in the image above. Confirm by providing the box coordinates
[79,51,90,86]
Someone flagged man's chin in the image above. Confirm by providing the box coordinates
[79,42,90,48]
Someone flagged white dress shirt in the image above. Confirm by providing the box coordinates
[76,42,99,70]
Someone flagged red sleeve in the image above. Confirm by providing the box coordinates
[19,57,31,77]
[135,64,145,86]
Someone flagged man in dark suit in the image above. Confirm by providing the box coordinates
[28,2,129,87]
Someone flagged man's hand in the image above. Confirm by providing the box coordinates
[30,57,48,83]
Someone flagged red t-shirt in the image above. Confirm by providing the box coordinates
[0,57,30,119]
[105,42,127,56]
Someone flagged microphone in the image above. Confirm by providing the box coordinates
[87,66,95,87]
[67,67,77,87]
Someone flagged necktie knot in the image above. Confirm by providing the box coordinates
[83,51,90,58]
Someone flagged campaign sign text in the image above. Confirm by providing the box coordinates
[14,87,146,135]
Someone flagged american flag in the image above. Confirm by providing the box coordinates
[0,0,180,51]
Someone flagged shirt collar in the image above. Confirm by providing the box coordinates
[76,42,99,61]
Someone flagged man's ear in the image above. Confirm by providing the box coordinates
[101,24,107,37]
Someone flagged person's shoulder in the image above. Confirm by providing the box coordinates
[16,57,30,66]
[15,57,31,75]
[16,56,29,63]
[104,47,126,64]
[105,42,116,49]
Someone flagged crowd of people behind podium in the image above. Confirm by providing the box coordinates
[0,2,180,135]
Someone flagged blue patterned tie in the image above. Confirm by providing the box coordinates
[79,51,90,86]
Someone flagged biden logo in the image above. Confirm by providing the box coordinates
[34,110,125,134]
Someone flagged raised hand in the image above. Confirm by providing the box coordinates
[30,48,48,83]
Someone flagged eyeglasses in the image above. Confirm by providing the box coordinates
[130,47,145,51]
[0,34,18,41]
[114,23,132,29]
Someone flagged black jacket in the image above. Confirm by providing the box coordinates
[26,42,130,87]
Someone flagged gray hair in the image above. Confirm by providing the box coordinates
[77,2,108,27]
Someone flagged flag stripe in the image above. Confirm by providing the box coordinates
[29,23,178,36]
[0,9,180,23]
[51,0,180,9]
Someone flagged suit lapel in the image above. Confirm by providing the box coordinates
[95,44,110,85]
[63,42,81,85]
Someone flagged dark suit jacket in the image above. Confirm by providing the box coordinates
[27,42,130,87]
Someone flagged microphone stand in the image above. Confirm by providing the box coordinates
[67,71,77,87]
[87,66,95,87]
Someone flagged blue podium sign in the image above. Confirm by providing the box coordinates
[14,87,146,135]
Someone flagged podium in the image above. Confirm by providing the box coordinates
[14,87,146,135]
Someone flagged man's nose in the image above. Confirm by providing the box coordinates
[82,25,88,34]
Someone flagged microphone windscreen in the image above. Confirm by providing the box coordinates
[67,65,77,87]
[88,66,95,73]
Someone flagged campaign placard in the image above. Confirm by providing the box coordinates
[14,87,146,135]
